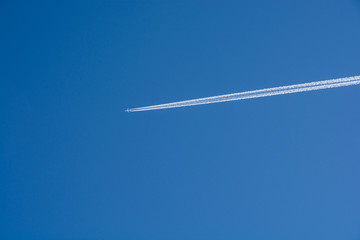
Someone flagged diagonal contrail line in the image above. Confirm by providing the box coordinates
[126,75,360,112]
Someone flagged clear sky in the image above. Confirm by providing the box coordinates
[1,1,360,239]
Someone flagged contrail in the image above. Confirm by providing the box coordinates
[126,75,360,112]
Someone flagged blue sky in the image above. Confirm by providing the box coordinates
[1,1,360,239]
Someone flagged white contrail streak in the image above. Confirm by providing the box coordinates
[126,75,360,112]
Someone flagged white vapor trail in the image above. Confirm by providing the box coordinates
[126,75,360,112]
